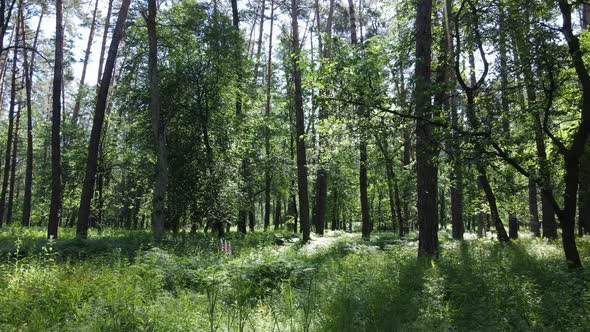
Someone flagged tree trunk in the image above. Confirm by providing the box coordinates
[76,0,130,239]
[312,0,334,237]
[48,0,64,239]
[145,0,168,240]
[347,0,371,240]
[415,0,438,257]
[263,0,275,231]
[72,0,99,124]
[97,0,113,87]
[6,104,20,224]
[21,1,41,227]
[0,19,19,228]
[253,0,266,82]
[528,178,541,236]
[291,0,310,242]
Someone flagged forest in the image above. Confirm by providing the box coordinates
[0,0,590,330]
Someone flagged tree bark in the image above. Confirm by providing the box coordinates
[76,0,130,239]
[145,0,168,241]
[0,16,19,227]
[291,0,310,242]
[554,0,589,268]
[528,178,541,236]
[253,0,266,82]
[454,1,509,243]
[97,0,113,86]
[48,0,64,239]
[347,0,371,240]
[72,0,99,124]
[6,104,20,225]
[415,0,438,257]
[21,0,42,227]
[263,0,275,231]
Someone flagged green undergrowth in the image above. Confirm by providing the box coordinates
[0,227,589,331]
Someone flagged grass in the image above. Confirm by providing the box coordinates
[0,227,589,331]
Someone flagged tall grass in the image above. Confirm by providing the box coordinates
[0,228,589,331]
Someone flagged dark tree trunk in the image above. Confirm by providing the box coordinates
[454,1,509,243]
[553,0,589,268]
[274,196,281,230]
[312,0,334,237]
[48,0,64,239]
[253,0,266,81]
[0,20,19,228]
[97,0,113,86]
[72,0,99,124]
[291,0,310,242]
[21,2,40,227]
[348,0,371,240]
[528,178,541,236]
[509,214,519,239]
[77,0,130,239]
[415,0,438,257]
[6,104,20,225]
[146,0,168,240]
[263,0,275,231]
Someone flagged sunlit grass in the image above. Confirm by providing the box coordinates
[0,227,589,331]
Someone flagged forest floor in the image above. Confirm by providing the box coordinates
[0,227,589,331]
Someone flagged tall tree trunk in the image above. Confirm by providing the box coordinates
[76,0,130,239]
[554,0,589,268]
[312,0,334,236]
[0,0,16,58]
[48,0,64,239]
[415,0,438,257]
[71,0,99,124]
[6,104,20,224]
[97,0,113,86]
[348,0,370,240]
[263,0,275,231]
[0,17,19,228]
[253,0,266,82]
[499,0,519,239]
[454,1,509,243]
[529,178,541,236]
[21,0,42,227]
[146,0,168,240]
[291,0,310,242]
[510,6,558,239]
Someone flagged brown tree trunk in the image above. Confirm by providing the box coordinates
[312,0,334,236]
[528,178,541,236]
[6,104,20,224]
[72,0,99,124]
[347,0,371,240]
[291,0,310,242]
[48,0,64,239]
[146,0,168,241]
[0,17,19,227]
[415,0,438,257]
[76,0,130,239]
[263,0,275,231]
[97,0,113,87]
[253,0,266,82]
[554,0,588,268]
[21,0,42,227]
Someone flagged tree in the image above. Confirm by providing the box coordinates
[77,0,131,239]
[145,0,168,241]
[0,9,19,227]
[71,0,99,124]
[415,0,438,257]
[48,0,64,239]
[291,0,310,242]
